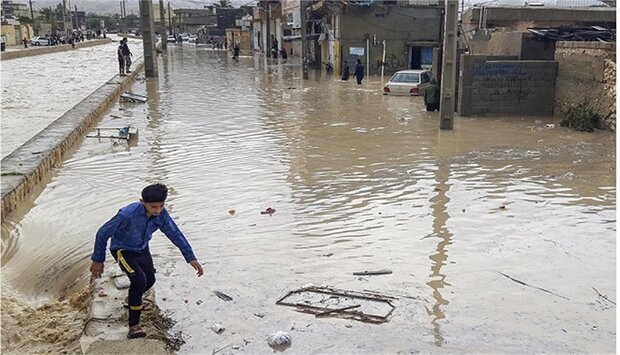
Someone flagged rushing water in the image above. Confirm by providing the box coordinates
[0,36,143,159]
[1,44,615,353]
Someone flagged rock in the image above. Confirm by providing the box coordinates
[211,323,225,334]
[267,331,292,348]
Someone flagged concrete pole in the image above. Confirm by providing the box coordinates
[159,0,167,50]
[61,0,66,34]
[139,0,158,77]
[439,0,458,130]
[29,0,37,36]
[300,1,308,79]
[168,2,172,35]
[266,2,271,57]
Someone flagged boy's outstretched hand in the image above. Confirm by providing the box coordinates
[90,262,104,278]
[190,260,204,277]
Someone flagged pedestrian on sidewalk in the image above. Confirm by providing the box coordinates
[424,78,440,112]
[354,58,364,85]
[233,43,240,60]
[121,38,133,73]
[117,41,125,76]
[89,183,204,339]
[22,37,28,49]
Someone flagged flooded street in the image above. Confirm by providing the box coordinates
[0,36,143,158]
[1,45,615,353]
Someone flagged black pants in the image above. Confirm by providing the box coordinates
[426,102,439,111]
[112,249,155,326]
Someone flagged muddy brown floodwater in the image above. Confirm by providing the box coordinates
[1,45,615,354]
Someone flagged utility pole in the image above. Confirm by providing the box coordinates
[61,0,66,34]
[74,5,77,29]
[300,0,308,79]
[265,2,271,56]
[139,0,158,77]
[120,1,124,34]
[159,0,166,49]
[67,0,71,30]
[29,0,37,36]
[168,2,172,35]
[123,0,127,34]
[439,0,458,130]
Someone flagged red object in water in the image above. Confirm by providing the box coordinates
[261,207,276,215]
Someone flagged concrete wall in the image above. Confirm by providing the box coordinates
[462,7,616,32]
[554,41,616,130]
[339,5,442,76]
[1,61,145,218]
[458,55,557,116]
[0,38,112,60]
[469,31,555,60]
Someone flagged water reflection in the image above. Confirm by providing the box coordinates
[426,160,452,346]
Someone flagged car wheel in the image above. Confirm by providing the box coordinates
[34,42,40,46]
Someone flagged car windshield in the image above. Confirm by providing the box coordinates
[390,72,420,83]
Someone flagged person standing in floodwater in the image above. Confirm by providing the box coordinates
[117,41,125,76]
[341,61,350,81]
[233,43,240,60]
[22,38,28,48]
[89,183,204,339]
[424,77,440,112]
[354,59,364,85]
[121,38,133,73]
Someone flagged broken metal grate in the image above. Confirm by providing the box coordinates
[276,286,396,323]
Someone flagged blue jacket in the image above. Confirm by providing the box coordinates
[91,202,197,263]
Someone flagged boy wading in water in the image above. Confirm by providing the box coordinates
[90,183,204,339]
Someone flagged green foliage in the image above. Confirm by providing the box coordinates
[560,104,601,132]
[18,16,32,24]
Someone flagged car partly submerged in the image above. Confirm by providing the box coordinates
[383,69,433,96]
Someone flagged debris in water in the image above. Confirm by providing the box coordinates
[267,331,292,348]
[260,207,276,215]
[211,323,225,334]
[214,290,233,302]
[228,209,236,216]
[352,269,392,276]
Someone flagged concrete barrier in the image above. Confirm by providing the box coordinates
[1,60,145,218]
[0,38,112,61]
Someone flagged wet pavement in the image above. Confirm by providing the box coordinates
[0,45,615,353]
[1,36,143,159]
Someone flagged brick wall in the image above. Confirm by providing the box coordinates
[458,55,557,116]
[554,41,616,131]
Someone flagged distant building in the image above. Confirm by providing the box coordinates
[1,0,30,20]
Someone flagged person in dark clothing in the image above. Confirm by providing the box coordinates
[341,62,350,81]
[424,78,440,111]
[22,37,28,49]
[121,38,133,73]
[117,42,125,76]
[280,48,288,59]
[233,43,240,59]
[90,183,204,339]
[354,59,364,85]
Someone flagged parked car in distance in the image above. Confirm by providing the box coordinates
[30,36,48,46]
[167,35,176,43]
[383,69,433,96]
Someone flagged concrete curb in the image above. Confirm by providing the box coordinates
[0,38,112,60]
[1,60,145,218]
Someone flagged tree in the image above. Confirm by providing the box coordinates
[18,16,32,24]
[214,0,232,7]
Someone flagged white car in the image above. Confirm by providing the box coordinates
[383,69,433,96]
[30,36,48,46]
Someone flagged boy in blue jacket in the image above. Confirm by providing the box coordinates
[90,183,204,339]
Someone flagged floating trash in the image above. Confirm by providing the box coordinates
[276,286,396,323]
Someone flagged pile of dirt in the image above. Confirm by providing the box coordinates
[1,287,89,354]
